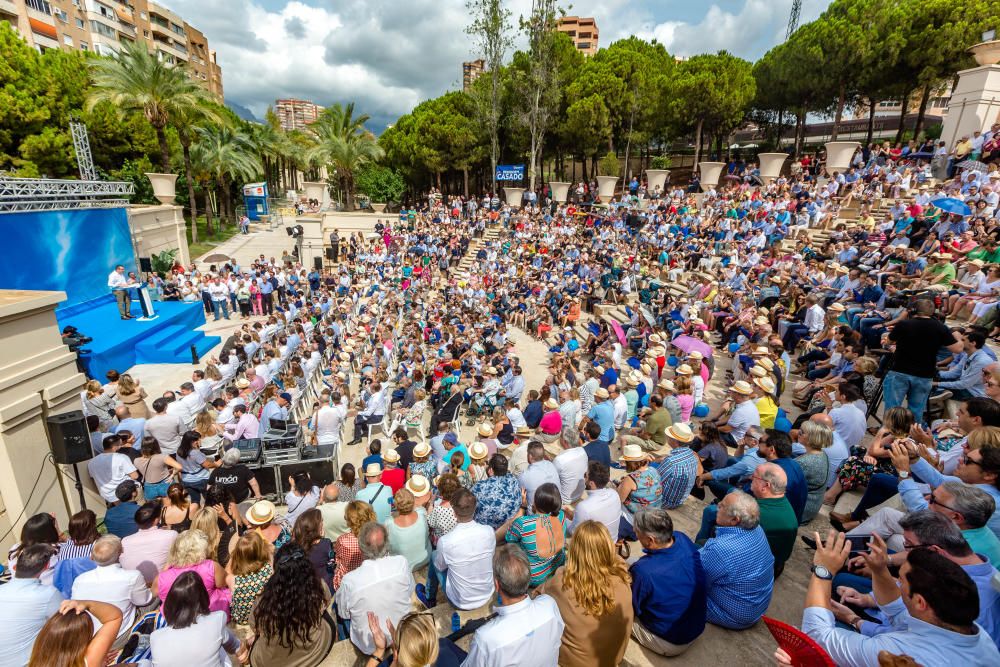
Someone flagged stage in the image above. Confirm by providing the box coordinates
[58,294,221,379]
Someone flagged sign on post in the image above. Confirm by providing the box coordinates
[495,164,525,181]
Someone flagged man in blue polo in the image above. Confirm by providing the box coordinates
[584,387,616,444]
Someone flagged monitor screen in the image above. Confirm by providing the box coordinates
[268,418,288,431]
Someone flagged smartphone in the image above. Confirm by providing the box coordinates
[847,534,872,554]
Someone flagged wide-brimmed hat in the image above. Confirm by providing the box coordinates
[246,500,276,526]
[543,398,559,410]
[754,376,776,394]
[364,463,383,477]
[665,423,695,444]
[469,441,489,460]
[675,364,693,376]
[595,387,610,399]
[658,378,675,392]
[754,316,769,325]
[749,365,768,378]
[383,449,400,463]
[756,357,775,371]
[406,474,430,497]
[485,367,498,375]
[688,351,703,361]
[649,333,662,344]
[752,346,769,356]
[477,422,494,437]
[729,380,753,395]
[828,303,846,313]
[235,378,250,389]
[413,442,431,458]
[515,425,532,435]
[620,444,648,462]
[339,352,351,361]
[625,373,640,387]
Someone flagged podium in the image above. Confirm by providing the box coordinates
[136,285,158,321]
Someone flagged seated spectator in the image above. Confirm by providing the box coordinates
[58,509,100,561]
[317,483,350,541]
[155,528,231,616]
[159,482,199,533]
[333,500,377,590]
[428,488,496,610]
[291,508,334,592]
[0,544,64,666]
[335,522,415,654]
[367,609,468,667]
[539,520,633,667]
[505,482,567,586]
[87,434,139,504]
[464,545,564,666]
[581,421,612,467]
[249,543,335,665]
[629,508,706,657]
[357,464,394,523]
[245,499,292,550]
[121,501,178,584]
[472,453,522,530]
[225,532,273,627]
[29,599,122,667]
[150,571,245,665]
[385,486,431,571]
[208,448,261,506]
[700,490,775,629]
[564,460,621,538]
[104,480,142,538]
[753,463,798,577]
[7,513,61,584]
[553,438,588,505]
[284,470,321,528]
[518,442,560,508]
[651,423,701,509]
[70,535,153,644]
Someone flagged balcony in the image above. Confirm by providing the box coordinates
[0,0,18,20]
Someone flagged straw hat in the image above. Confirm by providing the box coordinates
[339,352,351,361]
[515,425,532,435]
[364,463,383,477]
[969,259,986,268]
[469,441,489,460]
[828,303,846,313]
[658,378,676,392]
[594,365,606,374]
[625,374,640,387]
[485,367,498,376]
[406,474,430,497]
[543,398,559,410]
[595,387,610,399]
[235,378,250,389]
[729,380,753,396]
[477,422,494,437]
[383,449,400,463]
[675,364,693,376]
[651,346,666,356]
[620,444,648,462]
[649,333,662,344]
[688,351,703,361]
[640,363,652,375]
[749,365,768,378]
[665,423,695,444]
[752,346,769,356]
[413,441,431,458]
[246,500,276,526]
[757,357,775,371]
[835,265,849,274]
[754,376,777,394]
[754,316,768,325]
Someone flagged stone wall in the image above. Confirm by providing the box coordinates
[127,204,191,268]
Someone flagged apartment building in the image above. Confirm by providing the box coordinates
[462,59,484,91]
[275,98,323,132]
[0,0,223,100]
[557,15,598,56]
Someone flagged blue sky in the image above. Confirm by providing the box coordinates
[159,0,832,129]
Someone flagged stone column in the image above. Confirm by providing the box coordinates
[941,41,1000,149]
[698,162,726,190]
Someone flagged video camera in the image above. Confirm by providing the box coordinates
[61,326,92,355]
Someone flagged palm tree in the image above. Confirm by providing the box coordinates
[191,124,262,232]
[307,102,384,210]
[86,42,207,172]
[173,102,223,244]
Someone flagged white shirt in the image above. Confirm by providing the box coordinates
[71,563,152,634]
[433,521,496,610]
[315,404,347,446]
[804,304,826,334]
[108,270,130,290]
[569,487,621,537]
[335,555,414,654]
[145,413,185,455]
[727,400,761,442]
[830,403,867,449]
[207,283,229,301]
[462,595,564,667]
[193,378,213,402]
[87,452,137,502]
[612,394,628,429]
[553,448,588,504]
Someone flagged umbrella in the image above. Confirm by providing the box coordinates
[908,151,935,160]
[610,320,626,345]
[639,307,656,327]
[201,253,232,263]
[929,197,972,216]
[671,334,714,359]
[958,159,989,173]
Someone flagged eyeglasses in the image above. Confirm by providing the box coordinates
[961,454,982,468]
[929,495,960,513]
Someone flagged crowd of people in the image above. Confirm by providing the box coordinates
[6,134,1000,666]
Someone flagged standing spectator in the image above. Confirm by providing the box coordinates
[628,508,706,657]
[87,434,139,504]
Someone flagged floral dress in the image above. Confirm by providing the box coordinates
[836,438,897,491]
[623,466,662,516]
[408,460,438,484]
[230,563,273,625]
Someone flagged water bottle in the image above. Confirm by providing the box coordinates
[451,611,461,633]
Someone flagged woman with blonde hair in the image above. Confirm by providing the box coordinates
[673,375,694,422]
[116,373,150,419]
[365,609,466,667]
[538,520,633,667]
[333,500,376,589]
[795,421,832,523]
[194,410,224,453]
[191,508,223,563]
[386,486,430,571]
[82,379,116,431]
[154,529,232,615]
[225,531,273,626]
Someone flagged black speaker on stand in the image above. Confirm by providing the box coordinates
[47,410,91,509]
[313,256,323,271]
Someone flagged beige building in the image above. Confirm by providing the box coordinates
[557,15,598,55]
[275,98,323,132]
[463,58,484,91]
[850,82,953,122]
[0,0,223,100]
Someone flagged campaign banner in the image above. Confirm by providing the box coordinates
[495,164,525,181]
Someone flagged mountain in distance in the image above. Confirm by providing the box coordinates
[226,101,259,123]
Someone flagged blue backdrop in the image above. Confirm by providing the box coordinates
[0,208,135,310]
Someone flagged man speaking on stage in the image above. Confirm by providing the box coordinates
[108,264,137,320]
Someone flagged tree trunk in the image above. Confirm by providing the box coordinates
[181,137,198,245]
[913,83,932,141]
[866,98,877,146]
[831,81,846,141]
[463,168,469,198]
[776,108,785,148]
[202,188,214,238]
[693,117,704,167]
[893,88,912,145]
[155,125,170,173]
[794,110,805,157]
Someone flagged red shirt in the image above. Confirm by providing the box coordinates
[381,468,405,494]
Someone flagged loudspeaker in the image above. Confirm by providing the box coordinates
[325,248,335,260]
[139,257,153,273]
[279,459,335,493]
[251,464,279,497]
[313,256,323,271]
[47,410,92,464]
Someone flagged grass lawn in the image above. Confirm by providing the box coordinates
[187,215,240,259]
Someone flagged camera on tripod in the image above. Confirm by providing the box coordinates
[62,326,92,355]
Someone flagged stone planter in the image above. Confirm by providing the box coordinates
[970,40,1000,66]
[645,169,670,194]
[825,141,860,173]
[758,153,787,183]
[549,181,570,203]
[144,173,178,205]
[698,162,726,191]
[596,175,618,200]
[372,202,387,213]
[302,181,326,205]
[503,187,525,207]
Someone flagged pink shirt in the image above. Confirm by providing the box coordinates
[538,410,563,435]
[158,560,231,617]
[121,527,177,584]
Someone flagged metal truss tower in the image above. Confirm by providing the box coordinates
[69,119,97,181]
[786,0,802,40]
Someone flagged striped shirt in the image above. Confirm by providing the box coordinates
[655,447,699,509]
[56,539,94,562]
[700,525,774,629]
[505,511,567,586]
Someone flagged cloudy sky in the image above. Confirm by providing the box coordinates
[158,0,833,130]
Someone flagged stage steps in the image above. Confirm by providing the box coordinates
[134,324,219,364]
